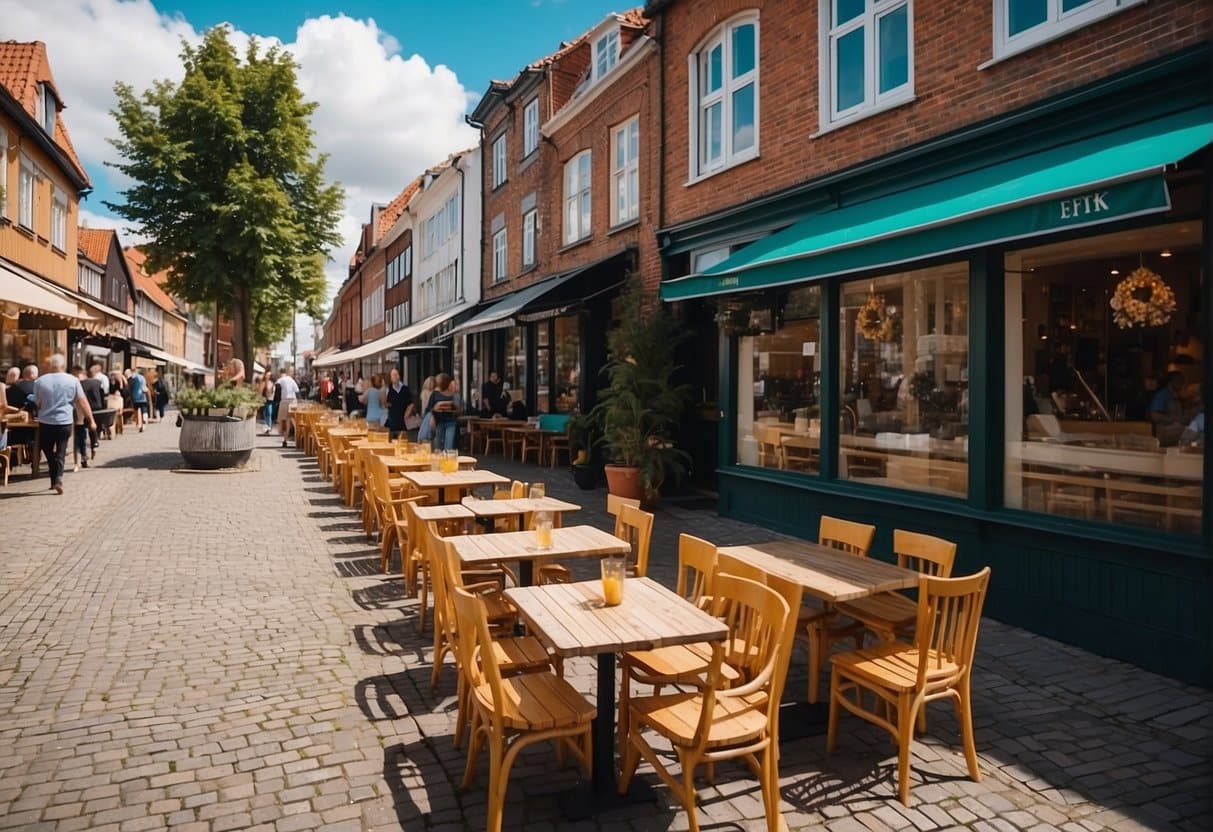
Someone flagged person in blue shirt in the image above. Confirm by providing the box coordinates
[34,354,96,495]
[128,369,149,432]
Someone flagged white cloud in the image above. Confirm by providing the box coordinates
[5,0,478,313]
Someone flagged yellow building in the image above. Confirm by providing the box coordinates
[0,41,93,371]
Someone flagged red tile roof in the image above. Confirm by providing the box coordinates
[77,227,113,267]
[376,176,421,241]
[123,247,181,314]
[0,41,90,187]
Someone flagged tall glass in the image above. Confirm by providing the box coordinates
[534,510,553,550]
[528,482,546,499]
[600,555,625,606]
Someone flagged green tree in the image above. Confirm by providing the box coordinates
[106,26,343,374]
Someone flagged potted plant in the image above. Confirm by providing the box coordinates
[175,385,263,469]
[591,280,692,503]
[567,413,599,490]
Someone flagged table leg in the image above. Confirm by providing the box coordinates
[518,560,533,587]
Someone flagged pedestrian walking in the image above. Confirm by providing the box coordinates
[425,373,461,451]
[151,370,169,422]
[128,368,149,432]
[416,376,435,442]
[384,368,415,441]
[274,366,300,447]
[90,363,110,395]
[360,373,387,427]
[34,354,96,495]
[73,366,104,468]
[261,371,277,434]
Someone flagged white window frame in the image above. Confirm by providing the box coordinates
[522,209,537,268]
[492,134,507,188]
[492,228,507,282]
[594,29,620,81]
[51,189,66,251]
[992,0,1145,62]
[35,83,55,135]
[17,157,35,231]
[818,0,914,133]
[687,12,760,182]
[523,98,540,157]
[563,151,592,245]
[610,117,640,227]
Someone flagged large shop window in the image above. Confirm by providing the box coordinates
[736,285,822,473]
[1004,221,1204,535]
[840,262,970,496]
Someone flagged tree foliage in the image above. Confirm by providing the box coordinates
[106,27,343,371]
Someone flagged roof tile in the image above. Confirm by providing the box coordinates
[0,40,90,186]
[123,247,181,314]
[77,227,113,266]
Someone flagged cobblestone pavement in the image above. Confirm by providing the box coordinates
[0,419,1209,832]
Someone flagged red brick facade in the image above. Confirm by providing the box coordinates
[652,0,1212,234]
[385,226,412,331]
[360,247,386,342]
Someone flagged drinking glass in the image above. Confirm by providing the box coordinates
[600,555,625,606]
[534,511,553,550]
[528,482,546,499]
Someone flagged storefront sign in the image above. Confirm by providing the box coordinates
[1058,190,1109,219]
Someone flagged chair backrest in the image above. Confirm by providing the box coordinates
[759,570,805,708]
[675,534,717,605]
[606,494,640,521]
[819,515,875,557]
[893,529,957,578]
[427,521,457,648]
[714,551,767,586]
[615,504,654,577]
[451,585,506,735]
[510,480,526,498]
[695,574,790,744]
[914,567,991,690]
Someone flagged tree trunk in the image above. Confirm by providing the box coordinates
[232,284,254,380]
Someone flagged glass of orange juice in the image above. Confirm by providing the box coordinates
[534,511,553,550]
[601,556,625,606]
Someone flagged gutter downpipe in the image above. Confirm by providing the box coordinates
[654,14,668,285]
[465,111,487,397]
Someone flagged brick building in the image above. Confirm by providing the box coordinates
[644,0,1212,684]
[453,10,656,416]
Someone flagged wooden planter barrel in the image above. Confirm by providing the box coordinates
[179,414,256,470]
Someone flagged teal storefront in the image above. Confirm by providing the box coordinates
[658,47,1212,686]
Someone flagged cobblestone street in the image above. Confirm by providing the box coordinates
[0,421,1209,831]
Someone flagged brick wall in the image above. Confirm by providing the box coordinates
[360,247,385,342]
[656,0,1212,231]
[385,227,412,322]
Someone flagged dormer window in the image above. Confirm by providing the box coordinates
[34,82,56,135]
[594,29,619,80]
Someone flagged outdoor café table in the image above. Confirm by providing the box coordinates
[459,495,581,534]
[411,503,475,535]
[717,539,919,735]
[381,455,476,471]
[3,418,40,475]
[504,425,562,462]
[478,419,528,455]
[505,578,728,814]
[397,469,509,505]
[448,523,626,587]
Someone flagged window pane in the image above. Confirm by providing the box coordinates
[834,0,865,26]
[705,102,722,164]
[732,83,755,153]
[615,129,626,169]
[736,286,821,472]
[1061,0,1095,12]
[878,5,909,94]
[627,169,638,219]
[707,44,723,92]
[628,121,639,159]
[731,23,755,78]
[1008,0,1048,35]
[1004,222,1204,535]
[835,27,866,112]
[838,263,970,497]
[579,152,591,184]
[580,191,591,235]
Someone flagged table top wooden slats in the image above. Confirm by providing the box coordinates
[459,496,581,517]
[448,524,629,568]
[398,470,509,490]
[717,540,919,603]
[412,504,475,522]
[381,455,477,471]
[506,578,728,658]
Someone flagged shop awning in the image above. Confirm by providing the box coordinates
[1,259,97,326]
[661,107,1212,301]
[447,251,629,337]
[73,292,134,337]
[312,307,464,368]
[135,343,210,374]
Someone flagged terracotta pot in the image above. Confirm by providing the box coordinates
[603,464,643,500]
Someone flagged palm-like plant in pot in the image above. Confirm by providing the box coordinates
[590,280,692,503]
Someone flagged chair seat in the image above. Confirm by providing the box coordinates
[631,690,769,749]
[830,643,959,693]
[473,672,595,731]
[490,635,552,675]
[625,643,741,684]
[836,592,917,635]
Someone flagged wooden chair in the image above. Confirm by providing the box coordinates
[371,457,425,574]
[0,444,10,487]
[482,422,505,456]
[615,503,654,578]
[509,479,526,499]
[619,574,792,832]
[836,530,958,644]
[454,586,594,832]
[828,567,992,805]
[503,428,525,460]
[519,429,543,464]
[607,494,640,522]
[804,515,877,703]
[547,421,571,468]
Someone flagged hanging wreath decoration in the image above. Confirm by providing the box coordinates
[1109,266,1176,329]
[857,292,896,341]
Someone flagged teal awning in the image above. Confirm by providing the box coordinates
[662,107,1211,301]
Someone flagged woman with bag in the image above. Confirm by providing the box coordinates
[425,373,461,451]
[416,376,435,442]
[261,372,276,434]
[361,373,388,427]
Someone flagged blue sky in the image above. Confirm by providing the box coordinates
[163,0,629,96]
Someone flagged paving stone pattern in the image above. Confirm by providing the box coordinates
[0,421,1209,831]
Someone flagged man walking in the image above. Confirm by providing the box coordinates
[384,367,415,441]
[128,368,149,432]
[74,366,105,467]
[274,366,300,448]
[34,354,96,494]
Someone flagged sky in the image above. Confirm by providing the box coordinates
[5,0,629,355]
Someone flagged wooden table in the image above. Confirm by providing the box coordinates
[3,419,41,475]
[504,426,562,462]
[459,496,581,533]
[477,419,528,455]
[448,523,627,586]
[397,469,509,504]
[506,578,727,805]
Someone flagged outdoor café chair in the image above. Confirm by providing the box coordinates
[616,503,654,578]
[454,586,594,832]
[827,567,991,805]
[835,530,958,644]
[619,574,792,832]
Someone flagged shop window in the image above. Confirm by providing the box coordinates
[839,263,969,496]
[554,315,580,413]
[1004,221,1204,535]
[820,0,913,131]
[994,0,1144,61]
[689,13,759,180]
[504,325,528,413]
[736,286,822,473]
